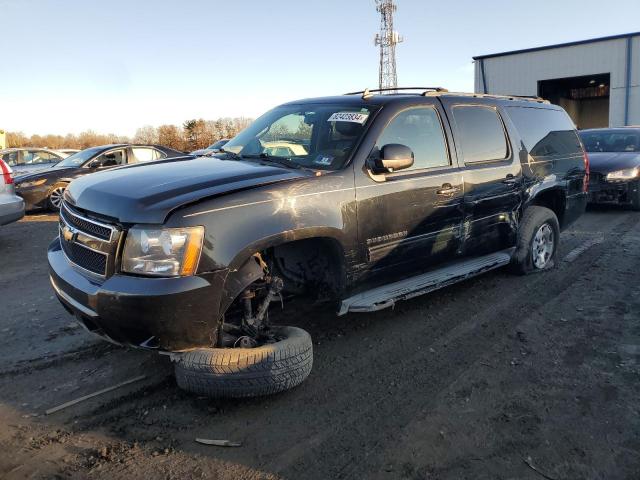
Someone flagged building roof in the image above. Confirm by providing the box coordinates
[473,31,640,60]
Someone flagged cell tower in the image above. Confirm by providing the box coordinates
[374,0,403,91]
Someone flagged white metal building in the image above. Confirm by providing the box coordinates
[474,32,639,129]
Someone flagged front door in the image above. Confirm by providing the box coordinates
[355,101,464,277]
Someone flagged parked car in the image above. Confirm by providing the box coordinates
[579,127,640,209]
[0,148,67,176]
[190,139,229,156]
[0,159,25,226]
[15,144,186,211]
[48,89,587,398]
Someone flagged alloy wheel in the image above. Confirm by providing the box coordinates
[531,223,555,269]
[49,187,66,209]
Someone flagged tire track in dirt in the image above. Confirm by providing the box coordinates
[267,211,639,479]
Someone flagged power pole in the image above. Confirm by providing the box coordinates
[374,0,403,91]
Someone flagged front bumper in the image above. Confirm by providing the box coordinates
[0,194,25,226]
[48,237,227,351]
[588,177,638,205]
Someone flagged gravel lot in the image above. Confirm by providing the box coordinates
[1,208,639,479]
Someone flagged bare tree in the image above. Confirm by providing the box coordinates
[133,125,159,144]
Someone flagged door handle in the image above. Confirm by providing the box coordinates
[436,183,459,195]
[502,174,517,185]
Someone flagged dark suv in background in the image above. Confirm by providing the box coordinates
[48,88,588,398]
[15,144,185,210]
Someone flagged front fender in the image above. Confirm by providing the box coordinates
[170,174,358,274]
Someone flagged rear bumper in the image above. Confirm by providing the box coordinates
[588,179,638,205]
[0,194,25,226]
[48,237,227,351]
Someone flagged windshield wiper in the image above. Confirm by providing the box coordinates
[241,153,302,170]
[218,148,243,160]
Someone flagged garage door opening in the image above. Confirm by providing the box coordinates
[538,73,610,129]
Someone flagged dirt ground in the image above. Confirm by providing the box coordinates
[0,208,639,480]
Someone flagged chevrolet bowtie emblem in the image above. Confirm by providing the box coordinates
[61,225,77,243]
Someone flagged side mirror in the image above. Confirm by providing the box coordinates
[370,144,414,173]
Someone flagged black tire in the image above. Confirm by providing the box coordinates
[47,183,68,211]
[630,181,640,211]
[173,326,313,398]
[511,206,560,275]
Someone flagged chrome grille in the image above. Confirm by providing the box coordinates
[60,239,107,275]
[61,203,112,241]
[59,201,121,278]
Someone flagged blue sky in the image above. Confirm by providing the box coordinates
[1,0,638,136]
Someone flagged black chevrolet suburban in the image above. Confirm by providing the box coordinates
[48,88,588,397]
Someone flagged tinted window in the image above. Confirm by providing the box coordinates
[507,107,582,159]
[376,107,449,170]
[453,106,508,163]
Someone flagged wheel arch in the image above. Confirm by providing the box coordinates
[218,227,348,314]
[526,186,566,227]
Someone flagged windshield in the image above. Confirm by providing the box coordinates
[580,130,640,153]
[56,146,105,167]
[220,103,379,170]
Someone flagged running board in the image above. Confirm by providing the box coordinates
[338,250,513,315]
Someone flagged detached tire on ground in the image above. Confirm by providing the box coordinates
[511,206,560,275]
[173,326,313,398]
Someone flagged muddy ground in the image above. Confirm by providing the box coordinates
[0,208,639,480]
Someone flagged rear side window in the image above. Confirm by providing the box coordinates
[132,147,165,163]
[452,106,509,163]
[506,106,582,160]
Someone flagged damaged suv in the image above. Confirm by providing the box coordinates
[48,88,588,397]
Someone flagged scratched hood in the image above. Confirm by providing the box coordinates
[65,157,306,223]
[588,152,640,174]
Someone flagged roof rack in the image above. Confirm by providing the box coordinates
[423,91,549,104]
[345,87,449,99]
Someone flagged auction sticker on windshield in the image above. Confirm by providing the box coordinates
[328,112,369,124]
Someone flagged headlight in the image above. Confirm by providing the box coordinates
[606,167,639,180]
[121,226,204,277]
[18,178,47,188]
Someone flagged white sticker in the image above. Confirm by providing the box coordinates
[328,112,369,124]
[314,155,334,165]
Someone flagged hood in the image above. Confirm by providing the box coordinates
[65,157,308,224]
[13,164,56,176]
[588,152,640,174]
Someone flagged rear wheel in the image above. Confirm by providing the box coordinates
[47,183,67,211]
[511,206,560,275]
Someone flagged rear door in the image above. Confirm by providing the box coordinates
[355,99,464,275]
[440,100,523,256]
